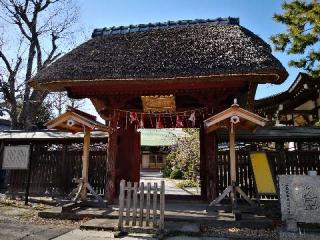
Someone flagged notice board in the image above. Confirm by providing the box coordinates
[2,145,30,170]
[249,152,277,195]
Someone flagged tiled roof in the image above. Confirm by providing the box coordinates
[92,17,240,37]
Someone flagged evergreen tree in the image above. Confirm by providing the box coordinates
[271,0,320,77]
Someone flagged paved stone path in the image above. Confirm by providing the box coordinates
[53,229,156,240]
[140,170,200,195]
[53,229,227,240]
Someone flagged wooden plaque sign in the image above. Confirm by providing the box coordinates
[2,145,31,170]
[279,175,320,224]
[141,95,176,112]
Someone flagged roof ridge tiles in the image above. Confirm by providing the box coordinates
[91,17,240,38]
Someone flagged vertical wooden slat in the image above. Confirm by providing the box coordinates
[159,180,165,230]
[132,182,138,226]
[118,180,125,230]
[125,181,132,226]
[152,182,157,226]
[146,182,151,226]
[139,182,144,227]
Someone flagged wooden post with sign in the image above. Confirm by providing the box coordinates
[1,145,32,205]
[204,100,268,219]
[45,107,112,206]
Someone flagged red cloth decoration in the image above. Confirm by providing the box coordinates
[129,112,138,124]
[188,111,196,127]
[139,115,144,128]
[156,114,164,128]
[176,115,183,128]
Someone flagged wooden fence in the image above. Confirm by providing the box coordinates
[4,142,320,200]
[6,145,107,196]
[118,180,165,231]
[217,150,320,198]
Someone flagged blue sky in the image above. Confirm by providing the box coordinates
[77,0,301,115]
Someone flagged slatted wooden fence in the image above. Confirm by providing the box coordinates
[6,145,107,196]
[217,150,320,198]
[118,180,165,231]
[4,142,320,201]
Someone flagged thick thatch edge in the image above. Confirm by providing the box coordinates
[29,71,287,92]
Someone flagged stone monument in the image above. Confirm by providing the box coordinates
[279,175,320,231]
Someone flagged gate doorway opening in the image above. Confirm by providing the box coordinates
[140,128,201,197]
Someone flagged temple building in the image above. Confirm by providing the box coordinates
[255,72,320,126]
[30,17,287,202]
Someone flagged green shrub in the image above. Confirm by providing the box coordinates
[162,164,172,178]
[176,179,199,189]
[170,168,183,179]
[162,153,174,178]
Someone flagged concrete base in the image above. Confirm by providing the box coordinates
[80,218,118,231]
[280,231,320,240]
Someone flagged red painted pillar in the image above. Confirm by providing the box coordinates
[200,124,218,201]
[117,124,141,184]
[106,117,118,204]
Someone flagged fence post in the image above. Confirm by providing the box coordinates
[146,182,151,226]
[139,182,144,227]
[132,182,138,226]
[118,180,125,230]
[159,180,165,230]
[152,182,157,227]
[125,181,132,226]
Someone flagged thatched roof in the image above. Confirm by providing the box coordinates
[30,18,288,91]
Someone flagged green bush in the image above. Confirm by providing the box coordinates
[162,152,175,178]
[162,164,172,178]
[170,168,183,179]
[176,179,199,189]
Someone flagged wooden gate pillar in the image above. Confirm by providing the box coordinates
[117,124,141,186]
[200,123,218,201]
[106,117,118,204]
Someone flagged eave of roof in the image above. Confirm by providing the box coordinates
[216,126,320,141]
[254,72,319,110]
[0,130,108,141]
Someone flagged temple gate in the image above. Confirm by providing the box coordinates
[29,18,287,203]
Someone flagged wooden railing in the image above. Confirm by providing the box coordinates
[118,180,165,231]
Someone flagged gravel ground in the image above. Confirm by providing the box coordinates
[0,197,281,240]
[0,198,87,227]
[200,225,279,240]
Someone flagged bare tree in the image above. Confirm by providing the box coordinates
[0,0,79,129]
[47,92,85,116]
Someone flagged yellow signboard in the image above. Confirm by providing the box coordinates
[249,152,276,195]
